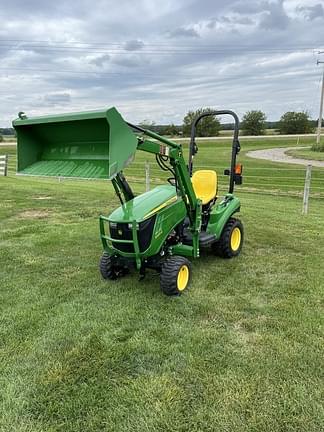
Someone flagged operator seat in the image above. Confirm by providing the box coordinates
[192,170,218,205]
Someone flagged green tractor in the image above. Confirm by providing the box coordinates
[13,107,244,295]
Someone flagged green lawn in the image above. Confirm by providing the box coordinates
[1,135,16,142]
[1,140,324,431]
[286,146,324,161]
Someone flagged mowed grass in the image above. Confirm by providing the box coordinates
[286,147,324,161]
[0,140,324,431]
[1,135,16,142]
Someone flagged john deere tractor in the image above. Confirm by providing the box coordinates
[13,107,243,295]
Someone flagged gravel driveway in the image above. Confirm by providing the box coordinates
[246,146,324,168]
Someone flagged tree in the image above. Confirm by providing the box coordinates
[278,111,314,135]
[183,108,221,137]
[0,134,3,143]
[241,110,266,135]
[139,119,156,130]
[163,123,179,136]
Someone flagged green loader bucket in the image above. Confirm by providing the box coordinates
[13,107,138,179]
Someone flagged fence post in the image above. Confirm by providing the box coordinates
[4,154,8,176]
[145,161,150,192]
[0,154,8,176]
[302,164,312,215]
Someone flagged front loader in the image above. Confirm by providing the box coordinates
[13,107,244,295]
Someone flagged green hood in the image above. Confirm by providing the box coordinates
[108,185,178,223]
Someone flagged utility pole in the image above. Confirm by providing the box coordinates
[316,54,324,146]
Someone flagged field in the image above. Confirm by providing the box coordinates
[1,138,324,431]
[218,128,278,136]
[286,146,324,161]
[219,128,280,136]
[1,135,16,142]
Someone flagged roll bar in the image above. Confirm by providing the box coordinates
[188,110,241,194]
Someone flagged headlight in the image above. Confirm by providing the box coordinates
[128,222,140,230]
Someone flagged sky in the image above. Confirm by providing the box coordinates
[1,0,324,126]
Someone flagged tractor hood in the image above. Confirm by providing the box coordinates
[13,107,138,179]
[108,185,178,223]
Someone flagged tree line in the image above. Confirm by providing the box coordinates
[0,128,16,142]
[139,109,321,137]
[0,111,321,142]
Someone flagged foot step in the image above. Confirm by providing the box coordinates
[183,230,216,248]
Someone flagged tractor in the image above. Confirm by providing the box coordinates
[13,107,243,295]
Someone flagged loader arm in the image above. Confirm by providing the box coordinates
[128,123,202,257]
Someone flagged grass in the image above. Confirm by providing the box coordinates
[1,139,324,431]
[1,135,16,142]
[285,147,324,161]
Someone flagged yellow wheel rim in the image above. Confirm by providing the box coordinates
[177,265,189,291]
[231,227,241,251]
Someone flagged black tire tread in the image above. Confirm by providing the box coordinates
[99,252,117,280]
[212,217,243,259]
[160,256,191,296]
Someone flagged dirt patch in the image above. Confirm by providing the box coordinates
[17,210,51,219]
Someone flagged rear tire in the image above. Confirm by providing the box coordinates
[99,252,118,280]
[212,218,243,258]
[160,256,191,296]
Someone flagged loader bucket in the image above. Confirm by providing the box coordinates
[13,107,138,179]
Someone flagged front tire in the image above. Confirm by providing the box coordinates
[212,218,244,258]
[160,256,191,296]
[99,252,118,280]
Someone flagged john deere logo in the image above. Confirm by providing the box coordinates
[118,229,123,236]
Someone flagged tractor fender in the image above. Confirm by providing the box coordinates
[207,195,241,240]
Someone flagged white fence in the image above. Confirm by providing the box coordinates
[141,161,323,215]
[2,150,323,215]
[0,155,8,176]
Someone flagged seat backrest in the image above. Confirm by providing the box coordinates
[192,170,217,205]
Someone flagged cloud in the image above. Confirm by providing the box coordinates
[124,40,144,51]
[90,54,110,67]
[231,1,266,14]
[297,3,324,21]
[235,16,254,25]
[43,92,71,105]
[231,0,290,29]
[207,14,254,28]
[112,55,145,68]
[259,1,290,30]
[167,27,200,38]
